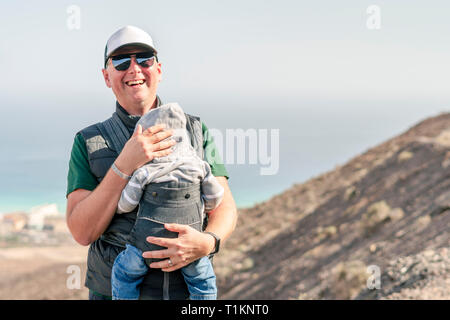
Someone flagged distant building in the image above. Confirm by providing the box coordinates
[1,212,28,231]
[28,204,61,231]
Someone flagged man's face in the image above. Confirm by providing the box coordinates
[102,45,162,113]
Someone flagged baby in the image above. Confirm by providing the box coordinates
[111,103,224,300]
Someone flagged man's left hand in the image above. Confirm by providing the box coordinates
[142,223,215,272]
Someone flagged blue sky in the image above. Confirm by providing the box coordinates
[2,0,450,101]
[1,1,450,212]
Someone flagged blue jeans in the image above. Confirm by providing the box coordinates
[111,244,217,300]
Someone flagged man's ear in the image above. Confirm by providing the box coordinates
[102,68,112,88]
[156,62,162,83]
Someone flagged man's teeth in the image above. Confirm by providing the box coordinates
[126,80,145,85]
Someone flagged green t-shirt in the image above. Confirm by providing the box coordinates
[66,122,228,198]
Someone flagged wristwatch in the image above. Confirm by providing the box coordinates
[204,231,220,255]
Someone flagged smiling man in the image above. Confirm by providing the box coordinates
[65,26,237,300]
[102,42,160,115]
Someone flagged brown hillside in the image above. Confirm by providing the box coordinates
[214,113,450,300]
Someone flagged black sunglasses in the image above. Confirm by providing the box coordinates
[110,52,156,71]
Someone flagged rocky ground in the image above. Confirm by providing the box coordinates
[214,112,450,300]
[356,247,449,300]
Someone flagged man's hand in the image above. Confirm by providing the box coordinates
[114,124,176,176]
[142,223,215,272]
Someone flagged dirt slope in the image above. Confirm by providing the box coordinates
[214,113,450,300]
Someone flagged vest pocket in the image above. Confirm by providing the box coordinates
[137,200,201,226]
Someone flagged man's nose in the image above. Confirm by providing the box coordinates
[128,57,142,73]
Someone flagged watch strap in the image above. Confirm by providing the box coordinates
[204,231,220,255]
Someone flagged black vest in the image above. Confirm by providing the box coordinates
[78,103,204,299]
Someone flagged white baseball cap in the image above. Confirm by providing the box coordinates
[104,25,158,67]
